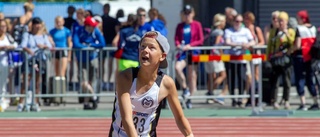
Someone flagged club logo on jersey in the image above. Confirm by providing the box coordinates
[141,96,154,108]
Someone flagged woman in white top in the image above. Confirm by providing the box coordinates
[224,14,255,107]
[110,31,193,137]
[0,19,17,110]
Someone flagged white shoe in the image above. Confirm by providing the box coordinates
[31,103,41,112]
[17,104,24,112]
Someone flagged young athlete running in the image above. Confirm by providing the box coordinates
[109,31,194,137]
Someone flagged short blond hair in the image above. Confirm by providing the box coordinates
[213,13,226,27]
[23,2,34,12]
[278,11,289,21]
[55,16,64,22]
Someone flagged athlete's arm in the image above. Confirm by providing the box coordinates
[117,69,138,137]
[164,76,194,137]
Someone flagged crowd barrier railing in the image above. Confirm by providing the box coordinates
[0,45,293,116]
[173,45,265,114]
[0,47,119,112]
[173,45,293,116]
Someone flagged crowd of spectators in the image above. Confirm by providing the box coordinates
[0,2,319,112]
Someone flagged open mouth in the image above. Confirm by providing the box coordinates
[141,56,149,61]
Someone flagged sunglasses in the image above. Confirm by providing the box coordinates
[138,14,146,17]
[235,20,242,23]
[272,17,277,21]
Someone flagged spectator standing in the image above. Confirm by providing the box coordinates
[116,13,148,71]
[64,5,76,31]
[71,8,86,35]
[69,8,85,90]
[49,16,72,78]
[72,16,105,110]
[136,7,154,35]
[243,11,265,106]
[93,15,103,34]
[224,14,255,107]
[18,17,52,112]
[11,2,34,44]
[0,19,17,109]
[148,8,168,37]
[267,11,295,110]
[101,3,121,91]
[293,10,319,110]
[174,5,204,109]
[115,9,125,22]
[85,10,93,18]
[204,13,227,104]
[225,7,237,29]
[112,14,137,75]
[264,11,280,43]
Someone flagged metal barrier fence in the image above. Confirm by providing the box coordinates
[0,46,293,115]
[172,46,266,113]
[1,47,118,112]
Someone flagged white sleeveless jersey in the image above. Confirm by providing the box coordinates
[110,68,164,137]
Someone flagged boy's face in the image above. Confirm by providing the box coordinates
[139,35,166,68]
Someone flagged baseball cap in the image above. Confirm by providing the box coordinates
[183,4,193,14]
[84,16,99,27]
[93,15,102,23]
[297,10,310,23]
[141,31,170,68]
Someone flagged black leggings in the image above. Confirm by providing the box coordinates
[227,63,247,102]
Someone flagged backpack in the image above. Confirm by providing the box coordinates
[12,18,32,45]
[310,27,320,59]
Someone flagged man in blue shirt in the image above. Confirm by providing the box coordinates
[73,16,105,110]
[136,7,154,34]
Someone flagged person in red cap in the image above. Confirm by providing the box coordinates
[72,16,105,110]
[292,10,319,110]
